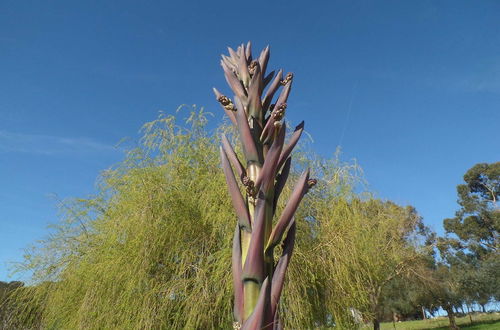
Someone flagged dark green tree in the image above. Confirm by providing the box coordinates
[378,253,438,323]
[444,162,499,256]
[440,162,500,324]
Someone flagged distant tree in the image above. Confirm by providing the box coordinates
[444,162,499,256]
[441,162,499,314]
[433,162,500,329]
[378,253,438,323]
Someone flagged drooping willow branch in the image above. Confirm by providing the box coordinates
[215,42,315,330]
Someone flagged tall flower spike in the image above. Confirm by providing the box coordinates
[217,42,315,328]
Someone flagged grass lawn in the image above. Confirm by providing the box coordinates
[378,313,500,330]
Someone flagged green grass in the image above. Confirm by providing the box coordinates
[379,313,500,330]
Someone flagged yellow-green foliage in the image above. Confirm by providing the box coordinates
[312,199,427,326]
[280,171,427,328]
[7,107,427,329]
[11,108,236,329]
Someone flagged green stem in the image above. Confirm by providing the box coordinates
[243,281,261,320]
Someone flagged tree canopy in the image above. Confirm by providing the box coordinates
[437,161,500,325]
[443,162,499,256]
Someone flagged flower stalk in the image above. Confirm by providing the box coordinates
[216,42,313,329]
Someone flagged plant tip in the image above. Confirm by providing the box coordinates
[218,95,236,111]
[307,178,318,189]
[281,72,293,86]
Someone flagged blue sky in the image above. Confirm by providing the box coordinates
[1,0,499,281]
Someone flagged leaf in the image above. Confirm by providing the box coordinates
[245,41,252,62]
[242,277,271,330]
[262,70,283,112]
[246,62,263,121]
[270,220,296,320]
[277,121,304,171]
[221,134,246,181]
[263,70,275,89]
[254,124,286,194]
[273,310,283,330]
[258,45,270,78]
[228,46,239,62]
[221,60,247,101]
[275,78,292,106]
[220,147,251,231]
[222,55,237,71]
[260,105,285,145]
[265,169,309,253]
[237,45,250,88]
[232,224,244,323]
[212,87,237,126]
[273,157,291,211]
[242,195,267,283]
[237,44,244,57]
[234,97,260,164]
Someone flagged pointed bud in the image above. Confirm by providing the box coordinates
[280,72,293,86]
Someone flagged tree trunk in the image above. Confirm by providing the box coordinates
[480,304,486,313]
[445,304,459,330]
[465,303,472,324]
[370,290,382,330]
[421,306,427,320]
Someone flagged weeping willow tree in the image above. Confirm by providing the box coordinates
[317,199,433,330]
[9,108,237,329]
[5,106,429,329]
